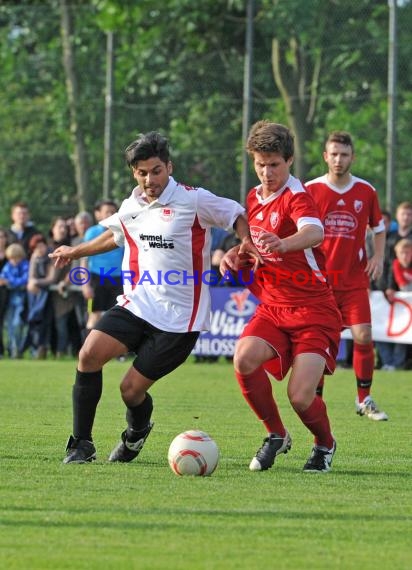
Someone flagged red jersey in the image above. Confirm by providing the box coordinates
[392,259,412,290]
[306,175,385,291]
[243,175,335,307]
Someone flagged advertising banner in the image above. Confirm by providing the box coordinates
[193,289,412,357]
[342,291,412,344]
[192,287,259,357]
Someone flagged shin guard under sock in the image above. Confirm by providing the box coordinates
[235,367,285,435]
[295,396,334,449]
[72,369,103,440]
[126,393,153,440]
[353,342,374,402]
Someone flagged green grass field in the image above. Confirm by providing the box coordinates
[0,357,411,570]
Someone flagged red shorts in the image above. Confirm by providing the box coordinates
[333,288,371,328]
[241,301,342,380]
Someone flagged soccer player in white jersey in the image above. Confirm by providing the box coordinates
[49,131,257,464]
[306,131,388,421]
[220,121,342,472]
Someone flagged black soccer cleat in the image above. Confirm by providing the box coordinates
[303,439,337,473]
[108,422,154,463]
[63,435,96,464]
[249,430,292,471]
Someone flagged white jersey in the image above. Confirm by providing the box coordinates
[101,176,244,332]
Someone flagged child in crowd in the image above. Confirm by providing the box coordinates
[0,243,29,358]
[24,234,55,358]
[0,228,9,358]
[388,238,412,294]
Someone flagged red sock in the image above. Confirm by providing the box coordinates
[353,342,374,402]
[295,396,334,449]
[235,367,285,436]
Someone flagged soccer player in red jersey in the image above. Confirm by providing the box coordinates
[306,131,388,421]
[221,121,342,472]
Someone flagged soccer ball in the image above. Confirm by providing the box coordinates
[168,430,219,476]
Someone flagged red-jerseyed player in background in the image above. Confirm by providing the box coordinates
[306,131,388,421]
[220,121,342,473]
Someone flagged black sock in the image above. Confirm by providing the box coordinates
[72,369,103,441]
[126,393,153,440]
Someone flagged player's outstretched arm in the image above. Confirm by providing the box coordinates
[49,229,117,268]
[258,224,323,254]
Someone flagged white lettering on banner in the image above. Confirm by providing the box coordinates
[193,287,259,357]
[387,297,412,337]
[209,311,247,336]
[194,338,237,356]
[341,291,412,344]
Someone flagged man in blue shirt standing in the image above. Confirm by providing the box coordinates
[81,200,124,333]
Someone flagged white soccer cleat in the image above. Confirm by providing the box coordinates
[356,396,388,421]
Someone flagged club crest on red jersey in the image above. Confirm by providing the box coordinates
[354,200,363,213]
[160,208,175,222]
[270,212,279,229]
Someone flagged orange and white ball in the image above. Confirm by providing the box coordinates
[168,430,219,476]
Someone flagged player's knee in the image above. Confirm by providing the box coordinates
[233,348,258,375]
[287,387,313,412]
[78,343,103,370]
[120,378,146,406]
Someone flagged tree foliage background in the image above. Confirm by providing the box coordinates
[0,0,411,232]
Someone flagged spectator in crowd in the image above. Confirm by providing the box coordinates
[377,203,412,369]
[0,243,29,358]
[376,238,412,371]
[6,202,39,257]
[388,238,412,293]
[81,200,124,333]
[23,234,55,359]
[210,227,229,277]
[381,202,412,290]
[48,216,71,250]
[65,216,77,240]
[47,217,80,357]
[0,228,9,358]
[211,230,242,285]
[71,211,93,247]
[68,211,93,344]
[370,210,396,370]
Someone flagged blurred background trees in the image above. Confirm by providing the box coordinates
[0,0,410,231]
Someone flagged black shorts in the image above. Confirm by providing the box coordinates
[90,273,123,312]
[94,306,199,380]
